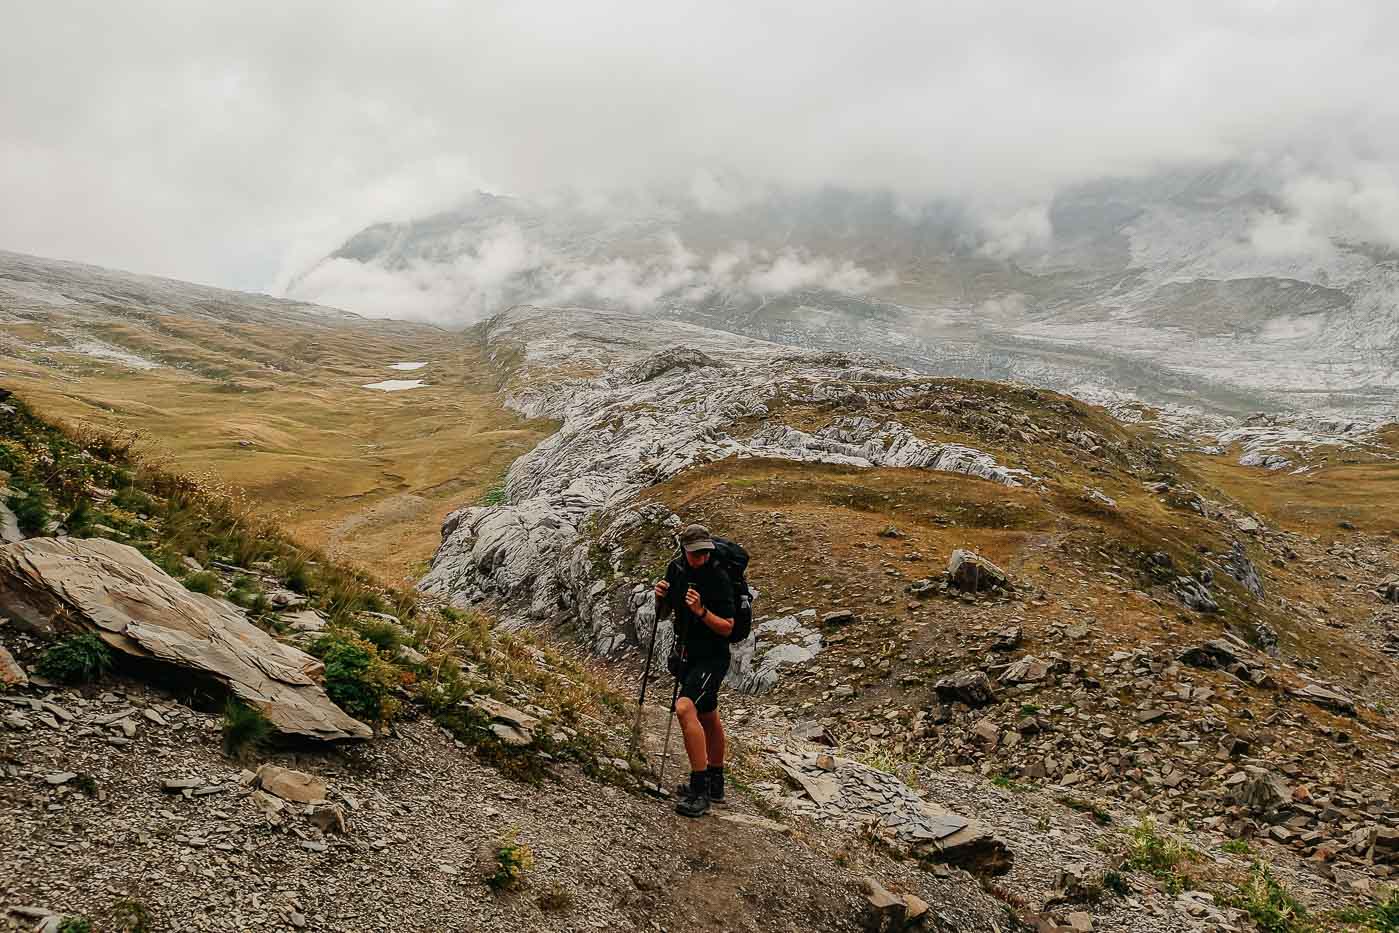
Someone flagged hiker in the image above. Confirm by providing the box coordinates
[654,523,735,818]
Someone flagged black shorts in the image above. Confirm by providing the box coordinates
[678,663,726,715]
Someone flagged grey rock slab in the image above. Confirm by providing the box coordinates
[779,764,840,805]
[0,499,23,544]
[0,537,370,740]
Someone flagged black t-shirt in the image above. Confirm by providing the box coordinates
[664,555,735,668]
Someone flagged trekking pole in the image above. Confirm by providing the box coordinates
[628,608,663,761]
[657,674,682,797]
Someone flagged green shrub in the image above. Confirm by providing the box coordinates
[58,918,93,933]
[316,634,400,725]
[1231,863,1314,933]
[182,571,221,595]
[221,698,272,758]
[64,498,95,536]
[10,486,51,533]
[1221,838,1251,855]
[36,634,113,684]
[486,830,534,891]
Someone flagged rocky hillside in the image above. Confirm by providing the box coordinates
[1,390,1029,932]
[423,304,1399,931]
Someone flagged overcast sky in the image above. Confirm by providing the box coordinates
[3,0,1396,293]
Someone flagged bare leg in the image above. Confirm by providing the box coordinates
[698,710,725,767]
[674,697,708,773]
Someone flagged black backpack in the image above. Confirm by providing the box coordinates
[710,536,754,644]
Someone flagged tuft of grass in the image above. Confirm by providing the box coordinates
[486,829,534,892]
[479,477,508,506]
[58,919,93,933]
[990,773,1029,792]
[1059,794,1112,826]
[1337,888,1399,932]
[357,616,404,654]
[221,698,272,758]
[36,633,113,684]
[1221,838,1252,855]
[536,883,574,913]
[1231,863,1315,933]
[1124,818,1195,894]
[181,571,221,595]
[73,773,99,797]
[109,898,153,933]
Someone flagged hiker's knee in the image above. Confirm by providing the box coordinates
[675,696,698,722]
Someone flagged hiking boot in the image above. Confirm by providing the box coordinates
[706,767,725,804]
[675,787,710,818]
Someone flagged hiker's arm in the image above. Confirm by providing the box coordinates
[700,608,733,638]
[684,587,733,637]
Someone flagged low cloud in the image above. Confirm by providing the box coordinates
[976,205,1052,260]
[287,224,896,323]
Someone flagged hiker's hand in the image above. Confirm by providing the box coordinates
[654,580,669,601]
[685,586,703,614]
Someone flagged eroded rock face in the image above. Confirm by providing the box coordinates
[0,537,370,741]
[421,306,1031,660]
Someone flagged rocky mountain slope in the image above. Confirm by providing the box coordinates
[8,250,1399,931]
[292,167,1399,419]
[0,390,1026,932]
[422,303,1399,930]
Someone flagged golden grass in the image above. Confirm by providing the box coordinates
[2,314,555,584]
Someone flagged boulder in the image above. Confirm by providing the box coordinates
[1223,541,1265,599]
[999,655,1053,685]
[255,764,327,804]
[307,803,348,834]
[1379,580,1399,604]
[0,500,22,545]
[0,645,26,687]
[471,696,539,746]
[1289,682,1357,716]
[934,671,997,708]
[909,801,1013,875]
[792,720,837,746]
[1178,640,1240,670]
[0,537,370,741]
[947,550,1010,593]
[1173,576,1218,613]
[1231,768,1291,816]
[282,609,327,633]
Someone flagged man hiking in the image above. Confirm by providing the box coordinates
[654,523,735,818]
